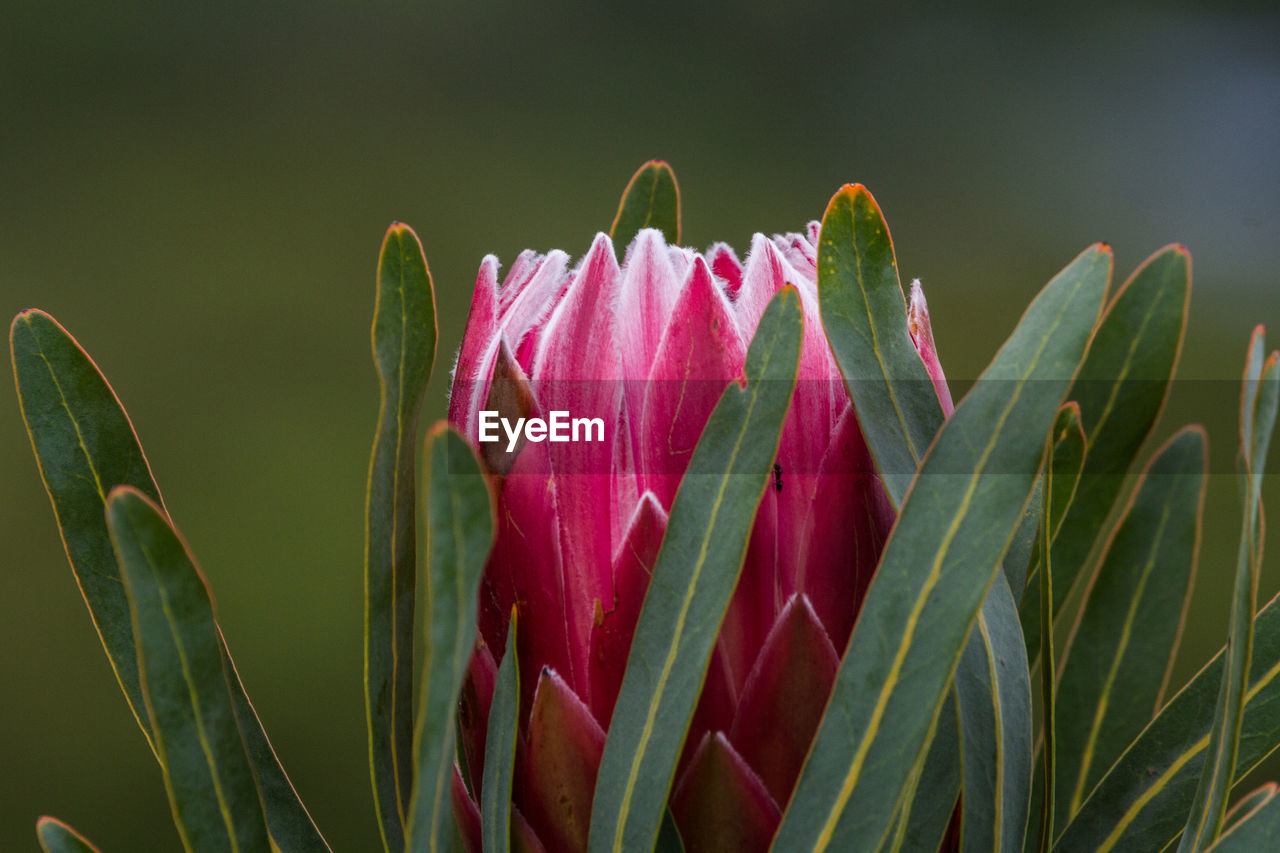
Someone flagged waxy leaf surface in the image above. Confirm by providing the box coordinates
[406,427,494,853]
[108,488,270,853]
[588,286,803,853]
[366,223,437,851]
[10,310,327,851]
[774,244,1109,851]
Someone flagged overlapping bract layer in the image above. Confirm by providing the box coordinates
[448,224,949,851]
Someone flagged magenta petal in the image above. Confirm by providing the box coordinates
[618,229,682,472]
[449,256,501,434]
[531,234,625,684]
[639,256,746,507]
[799,403,895,649]
[476,343,576,701]
[734,234,808,342]
[502,250,572,370]
[519,668,605,853]
[908,279,954,416]
[715,485,779,703]
[459,641,497,795]
[772,283,842,595]
[672,732,782,853]
[451,765,483,853]
[588,492,667,726]
[707,242,744,297]
[513,806,548,853]
[498,249,544,311]
[729,594,840,806]
[618,229,680,381]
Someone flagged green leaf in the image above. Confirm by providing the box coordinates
[1003,482,1042,604]
[1054,589,1280,852]
[655,810,686,853]
[816,183,945,505]
[107,487,270,853]
[365,223,438,851]
[587,286,804,853]
[10,310,328,852]
[37,818,101,853]
[1205,785,1280,851]
[1218,784,1279,841]
[405,426,495,853]
[774,244,1110,851]
[890,693,961,852]
[481,610,519,853]
[1055,427,1206,822]
[609,160,680,257]
[815,181,1030,853]
[1020,246,1189,646]
[1180,330,1280,852]
[1036,403,1087,852]
[11,309,164,746]
[957,573,1034,853]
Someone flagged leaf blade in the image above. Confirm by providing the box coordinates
[1055,427,1207,820]
[365,223,438,851]
[958,573,1034,853]
[1020,246,1190,644]
[1037,403,1087,852]
[609,160,681,257]
[406,426,495,853]
[1054,589,1280,852]
[37,818,101,853]
[587,286,804,853]
[108,487,271,853]
[1179,333,1280,851]
[481,611,519,853]
[774,244,1110,851]
[816,183,944,505]
[10,310,329,852]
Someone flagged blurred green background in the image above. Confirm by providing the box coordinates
[2,2,1278,850]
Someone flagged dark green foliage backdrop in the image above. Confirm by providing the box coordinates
[2,3,1278,850]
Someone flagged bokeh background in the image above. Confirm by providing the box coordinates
[3,2,1279,850]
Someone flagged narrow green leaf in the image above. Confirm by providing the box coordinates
[11,309,164,746]
[1003,481,1042,604]
[481,611,519,853]
[37,818,101,853]
[816,183,945,505]
[10,310,328,852]
[1037,403,1086,853]
[816,181,1030,853]
[406,426,495,853]
[365,223,438,851]
[1054,590,1280,852]
[890,693,961,852]
[1180,331,1280,852]
[1020,246,1190,651]
[774,244,1110,852]
[1205,785,1280,851]
[107,487,270,853]
[609,160,681,257]
[587,286,803,853]
[1055,427,1207,821]
[958,572,1034,853]
[655,810,686,853]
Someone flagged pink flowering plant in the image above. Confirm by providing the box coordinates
[12,162,1280,853]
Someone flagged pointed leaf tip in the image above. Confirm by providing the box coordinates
[611,161,680,257]
[37,818,100,853]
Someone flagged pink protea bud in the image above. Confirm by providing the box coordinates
[448,225,949,851]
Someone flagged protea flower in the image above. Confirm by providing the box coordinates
[445,220,953,852]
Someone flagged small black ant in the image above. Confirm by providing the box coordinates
[773,463,783,493]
